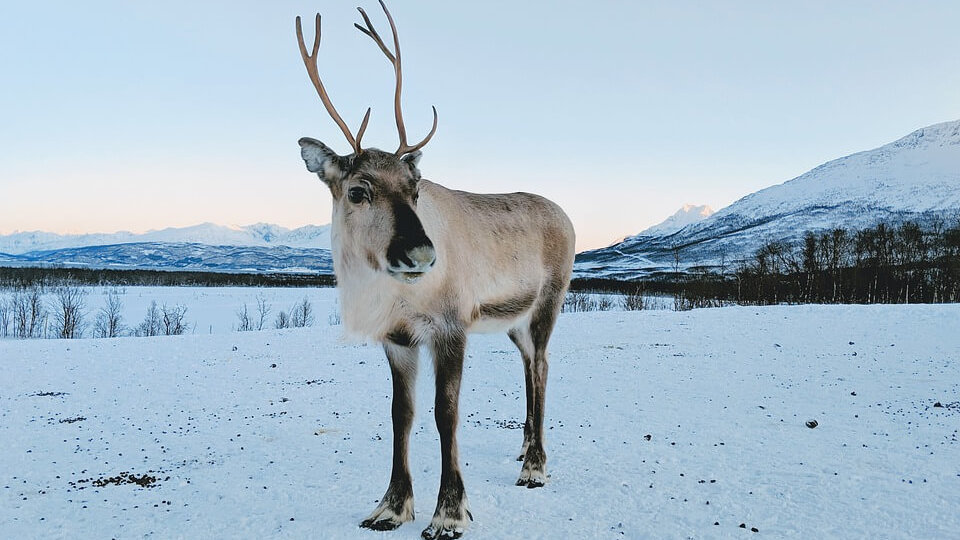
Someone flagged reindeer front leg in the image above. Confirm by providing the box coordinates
[422,327,472,540]
[361,342,418,531]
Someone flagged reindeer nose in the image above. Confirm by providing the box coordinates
[387,240,436,283]
[406,245,436,269]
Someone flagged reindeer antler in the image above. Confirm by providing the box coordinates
[296,13,371,155]
[355,0,438,156]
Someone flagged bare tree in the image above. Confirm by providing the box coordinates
[0,294,10,338]
[135,301,163,337]
[12,285,47,339]
[290,296,314,328]
[275,310,291,329]
[328,300,342,326]
[256,294,271,331]
[94,292,125,338]
[51,285,88,339]
[161,304,189,335]
[236,303,254,332]
[562,291,596,313]
[621,285,646,311]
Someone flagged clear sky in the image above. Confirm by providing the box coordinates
[2,1,959,251]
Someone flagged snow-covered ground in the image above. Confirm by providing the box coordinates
[0,286,341,337]
[1,303,958,538]
[0,286,664,339]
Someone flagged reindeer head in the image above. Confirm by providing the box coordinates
[296,2,437,283]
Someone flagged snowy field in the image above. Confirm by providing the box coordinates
[1,301,959,538]
[0,286,342,337]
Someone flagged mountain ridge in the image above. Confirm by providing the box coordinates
[575,119,960,281]
[0,222,332,255]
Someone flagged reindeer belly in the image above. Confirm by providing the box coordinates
[466,289,538,334]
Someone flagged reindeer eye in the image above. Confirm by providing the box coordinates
[347,187,367,204]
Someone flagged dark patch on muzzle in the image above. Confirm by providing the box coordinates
[386,201,434,270]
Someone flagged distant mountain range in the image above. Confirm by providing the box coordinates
[0,223,331,255]
[0,242,333,274]
[0,224,333,274]
[575,119,960,280]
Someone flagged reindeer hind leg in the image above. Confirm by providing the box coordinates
[513,286,563,489]
[507,325,535,462]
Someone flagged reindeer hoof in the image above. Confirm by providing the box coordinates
[516,453,525,462]
[361,518,404,531]
[421,525,464,539]
[361,492,414,531]
[515,476,546,488]
[516,457,547,488]
[422,503,471,539]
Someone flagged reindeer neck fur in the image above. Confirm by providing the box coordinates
[330,190,446,342]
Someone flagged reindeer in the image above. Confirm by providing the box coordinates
[295,3,575,538]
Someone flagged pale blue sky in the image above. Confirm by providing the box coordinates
[2,1,959,250]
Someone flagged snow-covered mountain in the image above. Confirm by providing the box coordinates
[0,223,333,274]
[0,223,331,255]
[637,204,715,237]
[0,242,333,274]
[576,119,960,280]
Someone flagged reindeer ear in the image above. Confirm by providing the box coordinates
[299,138,348,186]
[401,151,422,179]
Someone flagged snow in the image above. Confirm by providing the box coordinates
[2,294,958,538]
[637,204,715,237]
[576,119,960,280]
[0,223,332,255]
[709,119,960,223]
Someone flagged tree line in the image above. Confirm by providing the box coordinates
[0,267,336,288]
[729,219,960,304]
[573,219,960,307]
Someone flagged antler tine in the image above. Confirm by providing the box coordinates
[296,13,365,155]
[356,0,438,156]
[354,8,395,63]
[355,107,372,150]
[401,105,437,155]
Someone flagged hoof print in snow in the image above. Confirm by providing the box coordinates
[805,420,818,428]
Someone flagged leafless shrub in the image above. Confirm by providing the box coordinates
[328,299,341,326]
[237,294,272,332]
[275,310,290,329]
[51,285,88,339]
[0,295,10,338]
[673,292,694,312]
[236,303,254,332]
[562,291,597,313]
[596,296,615,311]
[161,304,189,335]
[12,285,47,339]
[134,301,163,337]
[290,296,314,328]
[93,292,125,338]
[255,294,271,331]
[621,286,646,311]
